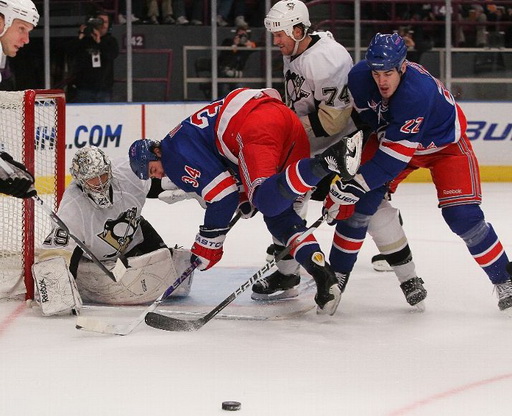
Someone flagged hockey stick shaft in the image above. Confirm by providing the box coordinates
[33,195,119,282]
[145,215,325,332]
[75,212,242,335]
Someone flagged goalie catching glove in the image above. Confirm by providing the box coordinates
[191,225,229,270]
[0,152,37,199]
[322,174,369,224]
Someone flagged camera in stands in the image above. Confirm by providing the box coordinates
[83,17,104,36]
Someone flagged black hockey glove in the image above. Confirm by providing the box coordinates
[0,152,37,198]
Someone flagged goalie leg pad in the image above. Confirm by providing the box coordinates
[32,257,83,316]
[75,248,194,305]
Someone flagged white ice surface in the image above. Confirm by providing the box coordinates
[1,183,512,416]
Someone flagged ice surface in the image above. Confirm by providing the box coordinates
[1,183,511,416]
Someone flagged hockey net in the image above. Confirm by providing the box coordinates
[0,90,66,301]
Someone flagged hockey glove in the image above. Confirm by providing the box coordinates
[191,225,229,270]
[237,190,257,219]
[319,130,363,180]
[322,174,369,224]
[0,152,36,198]
[158,189,207,209]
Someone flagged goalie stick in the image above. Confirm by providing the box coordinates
[33,195,123,283]
[75,212,242,335]
[145,216,325,332]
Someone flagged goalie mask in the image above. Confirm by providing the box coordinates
[264,0,310,56]
[0,0,40,37]
[70,146,113,208]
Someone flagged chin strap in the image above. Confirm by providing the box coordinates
[290,32,308,56]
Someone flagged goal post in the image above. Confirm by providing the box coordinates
[0,89,66,300]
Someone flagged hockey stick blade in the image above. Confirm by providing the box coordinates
[145,311,205,331]
[145,216,325,332]
[148,279,316,322]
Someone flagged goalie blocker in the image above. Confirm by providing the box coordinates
[32,247,194,315]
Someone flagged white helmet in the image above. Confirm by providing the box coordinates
[264,0,311,37]
[0,0,39,37]
[70,146,113,208]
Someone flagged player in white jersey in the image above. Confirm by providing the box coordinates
[0,0,39,82]
[283,29,355,155]
[32,147,193,316]
[253,0,426,309]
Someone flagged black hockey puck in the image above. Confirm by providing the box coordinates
[221,401,241,411]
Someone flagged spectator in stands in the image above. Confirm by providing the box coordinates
[66,9,119,103]
[217,0,248,28]
[184,0,204,25]
[117,0,142,24]
[218,24,256,96]
[145,0,189,25]
[486,3,506,47]
[468,4,488,47]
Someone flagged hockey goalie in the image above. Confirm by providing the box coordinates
[32,146,194,316]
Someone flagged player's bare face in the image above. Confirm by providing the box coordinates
[272,31,295,56]
[148,160,165,179]
[371,69,401,99]
[0,19,33,57]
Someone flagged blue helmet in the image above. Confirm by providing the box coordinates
[365,33,407,71]
[128,139,160,180]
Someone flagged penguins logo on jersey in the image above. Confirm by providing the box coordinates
[98,207,140,258]
[284,70,310,110]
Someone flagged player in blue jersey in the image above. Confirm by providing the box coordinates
[323,32,512,312]
[129,87,362,316]
[255,1,424,310]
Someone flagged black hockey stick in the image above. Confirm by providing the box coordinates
[75,212,242,335]
[145,215,325,332]
[33,195,121,283]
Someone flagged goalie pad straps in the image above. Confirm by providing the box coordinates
[75,248,194,305]
[32,257,83,316]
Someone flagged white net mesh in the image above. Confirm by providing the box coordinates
[0,90,65,300]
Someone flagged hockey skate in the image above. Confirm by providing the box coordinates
[251,270,301,301]
[336,272,350,294]
[371,254,393,272]
[495,279,512,312]
[318,130,363,179]
[400,277,427,310]
[305,252,341,316]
